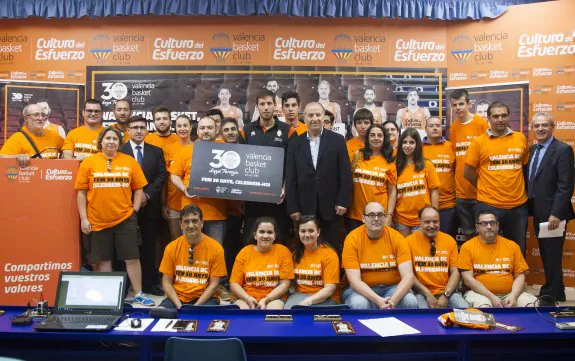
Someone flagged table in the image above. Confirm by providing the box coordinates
[0,307,574,361]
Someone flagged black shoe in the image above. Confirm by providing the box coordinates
[556,294,566,302]
[537,298,556,307]
[143,285,164,296]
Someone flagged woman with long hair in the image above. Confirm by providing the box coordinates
[382,120,400,153]
[394,128,440,237]
[346,124,397,232]
[230,217,294,309]
[285,216,339,309]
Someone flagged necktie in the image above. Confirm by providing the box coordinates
[528,144,543,198]
[135,145,143,165]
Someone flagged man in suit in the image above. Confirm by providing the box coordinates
[121,115,167,295]
[286,102,353,252]
[528,112,575,305]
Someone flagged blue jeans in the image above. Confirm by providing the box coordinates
[476,202,528,254]
[415,292,470,309]
[342,284,418,309]
[202,220,226,245]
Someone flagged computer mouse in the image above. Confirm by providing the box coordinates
[131,318,142,328]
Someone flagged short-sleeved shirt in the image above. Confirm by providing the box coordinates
[62,125,103,159]
[465,131,528,209]
[423,139,456,210]
[74,152,148,231]
[230,244,294,301]
[458,235,529,295]
[159,234,227,302]
[145,132,180,150]
[449,115,489,200]
[342,225,411,287]
[1,128,63,158]
[406,231,458,295]
[163,141,186,211]
[169,143,227,220]
[346,137,365,162]
[348,154,396,221]
[394,160,441,226]
[294,243,340,299]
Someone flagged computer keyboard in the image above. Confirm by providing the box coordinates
[53,315,118,324]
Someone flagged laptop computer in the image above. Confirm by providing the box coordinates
[34,271,127,332]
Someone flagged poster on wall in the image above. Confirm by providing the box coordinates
[0,81,85,147]
[87,65,447,132]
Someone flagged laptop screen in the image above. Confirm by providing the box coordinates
[55,272,126,312]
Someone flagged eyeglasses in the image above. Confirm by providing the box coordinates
[364,212,385,220]
[188,246,195,264]
[106,159,112,172]
[130,126,147,131]
[26,112,48,118]
[476,220,498,227]
[430,239,436,257]
[85,109,102,114]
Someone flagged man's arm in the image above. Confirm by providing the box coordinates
[430,188,439,209]
[461,270,502,307]
[143,149,167,205]
[505,273,526,307]
[550,145,575,223]
[390,261,415,307]
[194,276,221,305]
[463,164,478,187]
[412,277,437,308]
[162,274,182,308]
[345,268,386,307]
[437,266,461,308]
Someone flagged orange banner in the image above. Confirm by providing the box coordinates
[0,159,80,306]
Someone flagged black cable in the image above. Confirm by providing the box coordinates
[534,295,559,325]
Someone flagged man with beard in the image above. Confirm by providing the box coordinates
[145,106,179,149]
[251,79,284,122]
[112,99,132,142]
[354,88,387,124]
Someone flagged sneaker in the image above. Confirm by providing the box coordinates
[134,292,155,307]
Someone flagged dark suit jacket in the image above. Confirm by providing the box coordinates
[527,137,575,222]
[286,129,352,220]
[120,141,167,218]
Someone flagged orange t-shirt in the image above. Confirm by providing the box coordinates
[1,128,63,158]
[342,225,411,287]
[111,124,132,143]
[294,243,340,299]
[293,121,308,136]
[423,140,456,210]
[458,235,529,295]
[145,132,179,149]
[348,154,396,221]
[74,152,148,231]
[406,231,458,295]
[169,143,227,220]
[159,234,227,303]
[394,160,441,226]
[346,137,365,162]
[62,125,103,159]
[465,131,528,209]
[448,115,489,200]
[163,141,186,211]
[230,244,294,301]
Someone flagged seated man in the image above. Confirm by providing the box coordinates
[159,204,227,308]
[406,206,469,308]
[458,211,537,307]
[342,202,417,309]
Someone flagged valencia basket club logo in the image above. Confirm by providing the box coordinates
[90,33,113,63]
[210,33,232,63]
[5,166,18,181]
[451,34,473,64]
[331,34,354,64]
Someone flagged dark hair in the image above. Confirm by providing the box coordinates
[152,106,171,119]
[128,115,147,125]
[114,99,132,110]
[418,205,439,220]
[449,89,470,103]
[396,128,425,176]
[407,87,419,96]
[281,91,300,106]
[84,98,103,109]
[323,110,335,124]
[250,217,279,245]
[256,89,276,105]
[487,102,510,117]
[382,120,399,134]
[221,117,238,129]
[180,204,203,220]
[175,114,192,126]
[475,210,498,224]
[353,108,374,126]
[206,108,224,119]
[293,215,321,264]
[361,124,394,163]
[96,126,123,151]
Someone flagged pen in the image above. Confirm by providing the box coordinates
[165,320,174,329]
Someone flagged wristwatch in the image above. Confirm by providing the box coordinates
[443,290,452,298]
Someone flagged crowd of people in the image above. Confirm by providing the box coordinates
[1,87,573,309]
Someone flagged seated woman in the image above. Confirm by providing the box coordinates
[285,216,340,309]
[230,217,294,309]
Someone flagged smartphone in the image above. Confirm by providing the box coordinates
[555,322,575,330]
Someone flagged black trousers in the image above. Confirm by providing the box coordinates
[533,215,566,301]
[138,214,159,291]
